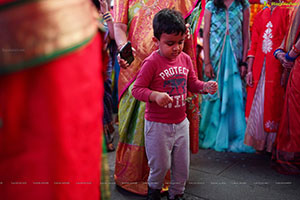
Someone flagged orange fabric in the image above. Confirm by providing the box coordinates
[114,142,170,195]
[249,4,265,29]
[114,142,149,194]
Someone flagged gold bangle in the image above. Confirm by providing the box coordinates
[103,12,112,20]
[103,16,112,23]
[103,11,111,16]
[292,44,300,54]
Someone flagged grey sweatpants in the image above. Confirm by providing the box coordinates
[144,118,190,199]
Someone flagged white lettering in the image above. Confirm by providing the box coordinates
[178,66,183,74]
[160,66,189,80]
[174,95,181,108]
[169,68,175,76]
[159,72,165,80]
[162,94,188,109]
[164,69,170,78]
[183,68,189,75]
[173,66,178,74]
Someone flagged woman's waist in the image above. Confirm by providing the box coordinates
[294,57,300,70]
[0,0,97,74]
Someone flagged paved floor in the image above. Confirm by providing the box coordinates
[106,125,300,200]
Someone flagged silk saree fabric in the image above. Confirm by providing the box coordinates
[272,1,300,175]
[0,0,104,199]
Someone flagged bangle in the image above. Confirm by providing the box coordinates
[239,61,248,68]
[104,17,112,23]
[292,44,300,54]
[285,52,297,62]
[273,48,284,59]
[103,11,111,17]
[103,11,112,22]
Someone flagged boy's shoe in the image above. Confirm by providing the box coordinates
[146,186,161,200]
[167,194,185,200]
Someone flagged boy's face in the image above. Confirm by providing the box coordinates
[153,32,185,60]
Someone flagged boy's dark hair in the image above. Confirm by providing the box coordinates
[153,8,186,40]
[91,0,100,9]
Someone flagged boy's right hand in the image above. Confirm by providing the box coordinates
[149,91,173,107]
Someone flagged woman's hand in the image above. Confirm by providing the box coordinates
[99,0,109,14]
[246,71,253,87]
[185,23,191,40]
[277,52,294,69]
[240,66,247,78]
[204,63,215,79]
[117,45,136,69]
[117,55,130,69]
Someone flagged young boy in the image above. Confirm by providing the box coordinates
[132,8,218,200]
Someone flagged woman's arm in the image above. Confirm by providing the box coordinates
[246,57,254,86]
[288,38,300,58]
[241,7,250,78]
[276,38,300,69]
[114,22,128,50]
[203,9,214,79]
[99,0,114,39]
[106,17,114,39]
[246,11,260,87]
[114,22,131,68]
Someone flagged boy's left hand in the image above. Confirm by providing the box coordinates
[203,81,218,94]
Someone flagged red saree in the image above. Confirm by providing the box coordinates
[0,0,104,199]
[245,6,290,132]
[272,1,300,175]
[244,6,290,151]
